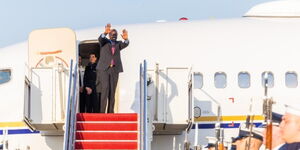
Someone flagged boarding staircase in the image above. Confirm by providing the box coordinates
[63,60,150,150]
[75,113,139,149]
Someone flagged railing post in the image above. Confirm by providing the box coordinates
[139,63,143,150]
[69,63,78,149]
[63,60,73,150]
[143,60,147,150]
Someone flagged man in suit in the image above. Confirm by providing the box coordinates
[84,53,99,113]
[96,23,129,113]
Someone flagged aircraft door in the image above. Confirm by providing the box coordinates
[26,28,76,131]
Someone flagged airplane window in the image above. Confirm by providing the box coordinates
[215,72,226,88]
[261,72,274,88]
[238,72,250,88]
[0,69,11,84]
[285,72,298,88]
[194,72,203,89]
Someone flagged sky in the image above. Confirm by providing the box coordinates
[0,0,273,48]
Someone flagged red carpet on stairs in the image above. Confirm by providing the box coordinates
[75,113,139,150]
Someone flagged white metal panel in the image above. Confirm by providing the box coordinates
[166,68,189,124]
[30,68,54,124]
[157,71,167,122]
[54,68,69,122]
[147,70,168,123]
[4,134,64,150]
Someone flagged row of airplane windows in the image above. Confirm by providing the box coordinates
[193,71,298,89]
[1,69,298,89]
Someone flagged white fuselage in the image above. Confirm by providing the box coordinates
[1,13,300,150]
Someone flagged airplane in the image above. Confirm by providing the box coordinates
[1,0,300,149]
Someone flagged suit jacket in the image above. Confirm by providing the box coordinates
[84,62,97,89]
[96,34,129,73]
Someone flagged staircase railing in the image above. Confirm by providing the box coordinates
[63,59,78,150]
[140,60,148,150]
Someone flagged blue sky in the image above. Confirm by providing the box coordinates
[0,0,272,48]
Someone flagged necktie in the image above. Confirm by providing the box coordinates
[111,45,115,55]
[111,45,116,66]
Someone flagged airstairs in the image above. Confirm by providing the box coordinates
[75,113,138,149]
[63,60,149,150]
[63,60,194,150]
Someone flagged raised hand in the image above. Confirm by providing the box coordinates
[104,23,111,34]
[121,29,128,40]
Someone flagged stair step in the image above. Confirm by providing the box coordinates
[76,122,138,131]
[76,132,138,140]
[77,113,138,122]
[75,142,138,149]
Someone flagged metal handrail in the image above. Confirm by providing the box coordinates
[69,63,78,149]
[143,60,147,150]
[139,60,148,150]
[63,60,73,150]
[139,63,143,150]
[63,60,78,150]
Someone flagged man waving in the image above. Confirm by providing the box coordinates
[96,23,129,113]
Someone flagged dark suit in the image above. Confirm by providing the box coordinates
[84,62,99,113]
[96,34,129,113]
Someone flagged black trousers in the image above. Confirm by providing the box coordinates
[79,91,86,113]
[99,67,119,113]
[85,89,100,113]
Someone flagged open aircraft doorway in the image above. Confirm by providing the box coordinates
[78,40,120,113]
